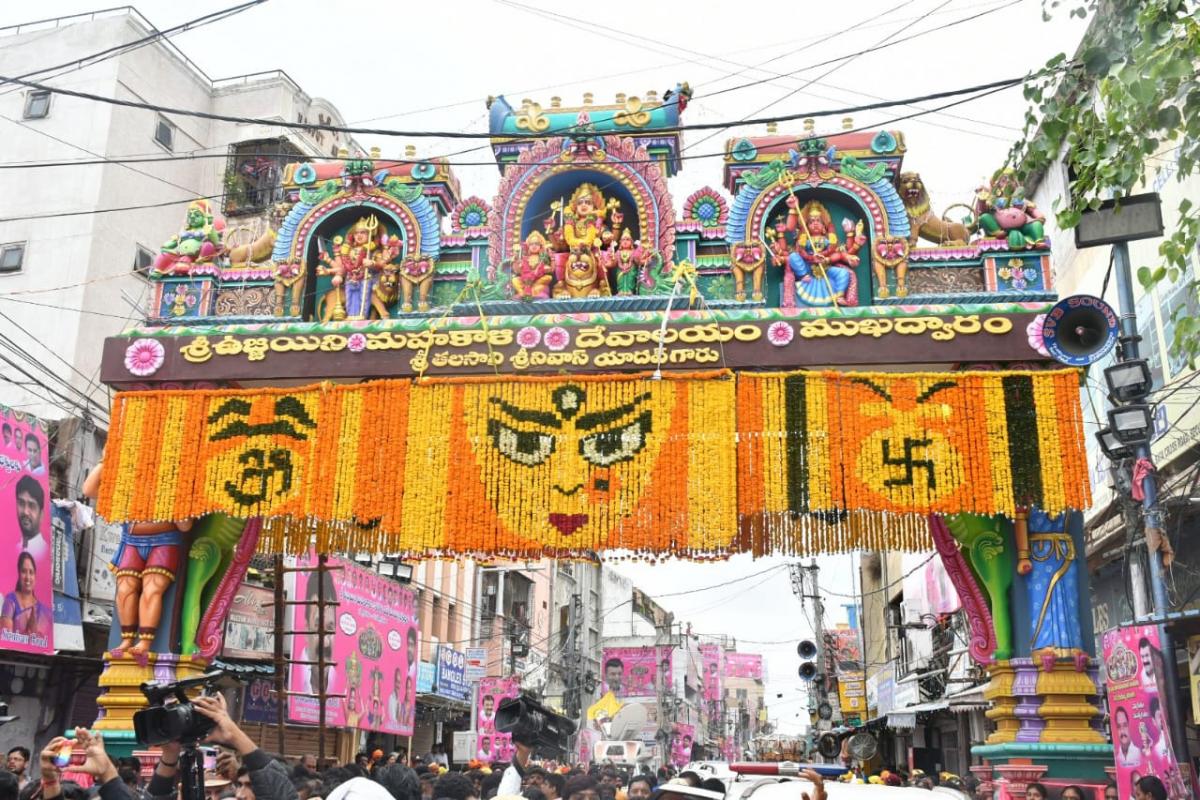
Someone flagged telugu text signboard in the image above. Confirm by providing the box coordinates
[102,312,1048,386]
[436,645,469,701]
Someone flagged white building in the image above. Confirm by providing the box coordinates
[0,7,356,491]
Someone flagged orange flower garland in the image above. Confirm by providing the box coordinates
[96,368,1089,558]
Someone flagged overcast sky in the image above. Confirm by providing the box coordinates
[0,0,1088,736]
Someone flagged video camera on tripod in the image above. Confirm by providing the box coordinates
[133,671,228,746]
[494,694,577,757]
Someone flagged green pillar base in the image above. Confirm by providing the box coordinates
[972,742,1113,780]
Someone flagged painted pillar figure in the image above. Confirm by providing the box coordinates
[1027,509,1084,657]
[933,509,1108,781]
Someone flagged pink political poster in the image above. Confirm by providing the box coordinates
[1102,625,1193,800]
[287,553,419,735]
[669,722,695,767]
[0,406,52,654]
[477,676,520,762]
[602,646,672,697]
[700,644,723,703]
[724,652,763,680]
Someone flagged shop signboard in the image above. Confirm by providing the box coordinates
[417,661,436,694]
[465,647,487,682]
[223,584,274,659]
[242,676,280,724]
[436,644,468,701]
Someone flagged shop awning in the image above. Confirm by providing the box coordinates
[887,700,949,729]
[417,692,470,711]
[945,685,988,713]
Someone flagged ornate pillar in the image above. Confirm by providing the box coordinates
[934,511,1111,781]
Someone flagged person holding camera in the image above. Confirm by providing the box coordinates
[142,693,296,800]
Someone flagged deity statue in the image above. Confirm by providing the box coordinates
[975,168,1046,250]
[153,199,225,276]
[554,251,609,299]
[730,241,766,302]
[559,183,620,251]
[778,197,864,307]
[83,461,193,659]
[398,253,435,312]
[1026,509,1084,657]
[317,216,400,321]
[612,230,649,296]
[511,231,555,300]
[272,261,305,317]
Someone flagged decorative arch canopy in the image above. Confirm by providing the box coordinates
[95,368,1089,559]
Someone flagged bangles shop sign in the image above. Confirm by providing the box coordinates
[102,312,1048,384]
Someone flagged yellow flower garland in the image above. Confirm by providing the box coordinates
[96,368,1090,557]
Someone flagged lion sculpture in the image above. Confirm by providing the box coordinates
[899,172,972,247]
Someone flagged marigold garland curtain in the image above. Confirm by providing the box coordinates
[96,369,1089,557]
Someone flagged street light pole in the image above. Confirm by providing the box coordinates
[1110,240,1189,763]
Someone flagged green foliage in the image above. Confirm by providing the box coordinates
[1012,0,1200,363]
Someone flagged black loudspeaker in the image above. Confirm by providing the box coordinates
[817,732,841,759]
[799,662,819,680]
[495,694,577,756]
[797,640,818,659]
[1041,294,1119,366]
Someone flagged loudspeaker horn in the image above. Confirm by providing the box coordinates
[797,640,818,659]
[799,662,818,680]
[1041,294,1119,366]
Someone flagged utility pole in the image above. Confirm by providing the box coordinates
[1111,240,1189,763]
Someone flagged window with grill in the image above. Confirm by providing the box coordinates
[133,244,154,276]
[154,117,175,151]
[0,243,25,274]
[24,90,50,119]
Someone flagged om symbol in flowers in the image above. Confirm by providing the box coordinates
[849,377,966,509]
[464,382,674,548]
[203,394,318,510]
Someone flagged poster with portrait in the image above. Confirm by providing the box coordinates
[724,652,763,680]
[286,553,418,735]
[477,676,520,761]
[700,644,723,705]
[1102,625,1191,800]
[0,405,52,654]
[669,721,695,767]
[223,583,275,659]
[601,646,672,697]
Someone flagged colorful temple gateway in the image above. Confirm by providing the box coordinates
[95,87,1107,790]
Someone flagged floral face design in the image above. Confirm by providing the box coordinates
[203,394,318,510]
[465,383,674,547]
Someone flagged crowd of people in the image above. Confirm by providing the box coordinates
[0,702,1169,800]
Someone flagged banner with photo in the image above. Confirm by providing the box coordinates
[602,646,672,697]
[0,405,52,654]
[699,644,723,704]
[242,676,280,724]
[224,583,275,659]
[50,504,84,651]
[669,722,695,767]
[477,676,520,762]
[1102,625,1192,800]
[724,652,763,680]
[286,553,418,735]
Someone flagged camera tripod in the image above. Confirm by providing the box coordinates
[176,741,209,800]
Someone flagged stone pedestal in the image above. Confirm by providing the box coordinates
[93,652,210,749]
[1035,658,1105,744]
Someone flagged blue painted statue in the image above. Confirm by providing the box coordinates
[1027,509,1083,653]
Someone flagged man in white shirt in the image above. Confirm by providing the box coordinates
[24,437,45,476]
[15,475,47,561]
[292,570,338,698]
[1114,706,1143,768]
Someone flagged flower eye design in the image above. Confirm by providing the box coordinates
[487,419,555,466]
[578,412,651,467]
